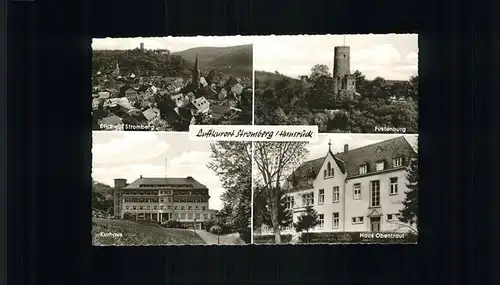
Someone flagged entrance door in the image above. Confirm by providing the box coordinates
[370,217,381,232]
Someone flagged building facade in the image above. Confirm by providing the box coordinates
[112,176,216,229]
[260,136,417,235]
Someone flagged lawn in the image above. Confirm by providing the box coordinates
[92,218,206,246]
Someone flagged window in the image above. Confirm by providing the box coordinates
[352,216,364,224]
[370,180,381,207]
[139,206,143,210]
[154,206,157,210]
[188,206,192,210]
[285,196,295,209]
[160,198,164,202]
[167,205,171,210]
[353,184,361,199]
[325,162,334,178]
[302,193,314,206]
[173,206,177,210]
[195,213,200,219]
[180,213,186,219]
[376,162,385,171]
[160,205,164,209]
[181,206,184,210]
[333,187,340,203]
[390,177,398,195]
[203,214,208,220]
[332,213,340,229]
[187,213,193,219]
[202,206,206,210]
[132,206,137,210]
[125,206,129,210]
[324,169,327,178]
[318,214,324,229]
[359,165,367,174]
[393,157,403,167]
[318,189,325,204]
[195,206,199,209]
[387,214,400,221]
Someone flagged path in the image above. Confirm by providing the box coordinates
[196,230,245,245]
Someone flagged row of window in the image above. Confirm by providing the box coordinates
[124,205,206,211]
[358,157,403,175]
[315,213,401,229]
[123,190,206,196]
[285,178,399,209]
[138,184,193,188]
[123,197,207,203]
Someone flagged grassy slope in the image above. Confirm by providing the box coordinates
[92,218,205,246]
[172,45,252,77]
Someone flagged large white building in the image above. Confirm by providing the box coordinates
[112,176,217,229]
[260,136,417,235]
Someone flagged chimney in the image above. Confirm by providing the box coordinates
[139,175,142,178]
[344,144,349,154]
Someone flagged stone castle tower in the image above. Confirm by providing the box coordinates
[332,45,356,95]
[192,53,201,89]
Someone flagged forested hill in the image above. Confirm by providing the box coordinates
[92,48,192,77]
[172,45,252,77]
[255,70,300,87]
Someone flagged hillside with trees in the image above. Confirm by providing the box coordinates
[254,66,419,133]
[172,45,252,78]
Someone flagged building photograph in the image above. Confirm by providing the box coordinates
[253,34,419,133]
[91,36,254,131]
[253,134,418,244]
[91,131,251,246]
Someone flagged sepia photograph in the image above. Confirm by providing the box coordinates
[91,36,253,132]
[254,34,418,133]
[91,132,251,246]
[253,134,418,244]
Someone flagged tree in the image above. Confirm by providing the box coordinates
[207,142,252,242]
[310,64,331,81]
[254,142,309,243]
[399,155,418,231]
[260,189,293,230]
[293,205,320,243]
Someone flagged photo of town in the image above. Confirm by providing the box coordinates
[253,134,418,244]
[91,37,253,131]
[91,132,251,245]
[253,34,418,133]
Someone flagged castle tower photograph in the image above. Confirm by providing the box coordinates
[253,34,419,134]
[91,36,254,132]
[252,133,419,244]
[91,131,252,246]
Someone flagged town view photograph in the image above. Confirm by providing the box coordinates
[91,132,251,245]
[253,134,418,244]
[253,34,419,133]
[91,36,253,131]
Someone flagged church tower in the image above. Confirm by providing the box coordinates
[192,53,201,89]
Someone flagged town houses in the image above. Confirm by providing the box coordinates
[92,45,252,131]
[258,136,417,235]
[112,175,219,230]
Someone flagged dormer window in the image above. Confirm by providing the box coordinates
[376,161,385,171]
[359,165,368,175]
[393,157,403,167]
[325,162,334,178]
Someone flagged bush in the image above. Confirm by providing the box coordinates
[253,234,293,244]
[203,219,217,231]
[298,232,418,244]
[162,219,182,229]
[238,228,251,244]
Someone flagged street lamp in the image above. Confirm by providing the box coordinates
[193,218,197,235]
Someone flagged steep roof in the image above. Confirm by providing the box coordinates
[123,176,208,190]
[290,136,415,180]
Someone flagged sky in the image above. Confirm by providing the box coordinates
[92,131,228,210]
[253,34,418,80]
[92,36,255,53]
[306,133,419,162]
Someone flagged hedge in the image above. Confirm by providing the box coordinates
[253,234,293,244]
[299,232,418,244]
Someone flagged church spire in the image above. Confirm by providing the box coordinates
[192,53,200,89]
[194,53,199,70]
[328,138,332,151]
